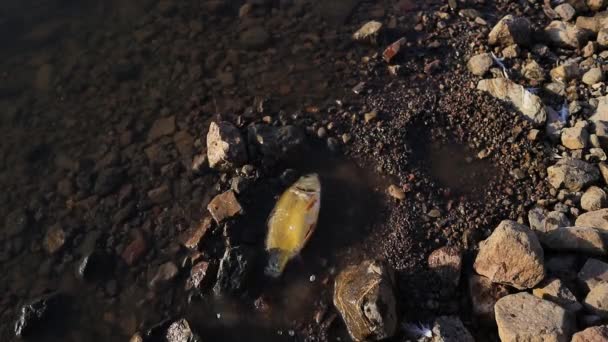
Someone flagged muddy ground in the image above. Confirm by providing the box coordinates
[0,0,560,341]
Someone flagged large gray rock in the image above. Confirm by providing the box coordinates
[532,278,583,312]
[572,325,608,341]
[545,20,590,48]
[467,53,493,76]
[576,208,608,230]
[333,260,397,341]
[584,282,608,318]
[582,186,608,211]
[468,274,510,321]
[547,158,600,191]
[473,220,545,290]
[431,316,474,342]
[495,293,576,342]
[488,15,532,46]
[543,227,607,255]
[477,78,547,126]
[579,258,608,292]
[207,121,247,171]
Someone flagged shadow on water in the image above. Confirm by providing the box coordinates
[185,142,387,341]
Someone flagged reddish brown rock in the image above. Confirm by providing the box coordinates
[180,217,212,250]
[207,190,242,223]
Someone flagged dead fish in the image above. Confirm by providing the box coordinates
[265,174,321,278]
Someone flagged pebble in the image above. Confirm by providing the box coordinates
[488,15,532,47]
[581,186,607,211]
[555,3,576,21]
[583,68,604,85]
[387,185,405,200]
[467,53,493,76]
[207,190,242,223]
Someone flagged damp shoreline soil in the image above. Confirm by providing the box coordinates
[0,0,558,341]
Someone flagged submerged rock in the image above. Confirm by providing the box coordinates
[213,246,254,296]
[477,78,547,126]
[14,293,62,338]
[495,293,575,342]
[333,260,397,341]
[207,121,247,171]
[473,220,545,289]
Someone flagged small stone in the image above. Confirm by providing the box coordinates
[185,261,210,290]
[547,158,599,191]
[382,37,406,63]
[582,186,608,211]
[431,316,474,342]
[572,325,608,342]
[522,60,546,82]
[550,63,581,83]
[528,129,540,141]
[495,293,575,342]
[207,121,247,171]
[149,262,178,289]
[333,260,397,341]
[583,68,605,85]
[532,278,583,312]
[477,78,547,126]
[502,44,520,59]
[166,319,200,342]
[468,274,510,321]
[43,225,65,254]
[583,41,597,58]
[561,126,589,149]
[584,282,608,318]
[180,217,212,250]
[240,26,270,50]
[473,220,545,289]
[213,246,255,295]
[488,15,532,47]
[147,184,171,204]
[352,21,383,44]
[387,184,405,200]
[599,28,608,48]
[576,208,608,230]
[147,116,175,142]
[467,53,493,76]
[428,246,462,287]
[207,190,242,223]
[579,258,608,292]
[545,20,590,48]
[14,293,62,338]
[122,231,147,266]
[364,110,378,123]
[543,227,607,255]
[555,3,576,21]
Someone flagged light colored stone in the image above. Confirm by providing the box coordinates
[207,190,242,223]
[561,126,589,149]
[543,227,607,255]
[582,186,608,211]
[206,121,247,171]
[556,3,576,21]
[583,68,605,85]
[473,220,545,290]
[599,162,608,184]
[589,0,608,11]
[334,260,397,341]
[576,208,608,230]
[576,12,608,33]
[579,258,608,292]
[545,20,590,48]
[550,63,581,83]
[488,15,532,46]
[589,96,608,122]
[468,274,510,321]
[599,28,608,48]
[352,21,383,44]
[584,282,608,318]
[467,53,493,76]
[477,78,547,126]
[502,44,520,58]
[583,41,597,58]
[547,158,600,191]
[572,325,608,342]
[523,59,546,82]
[431,316,474,342]
[428,246,462,286]
[533,278,583,312]
[495,293,575,342]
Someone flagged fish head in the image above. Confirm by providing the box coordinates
[265,249,290,278]
[294,173,320,193]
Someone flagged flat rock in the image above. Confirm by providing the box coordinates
[207,190,242,223]
[532,278,583,312]
[334,260,397,341]
[213,246,254,296]
[584,282,608,318]
[207,121,247,171]
[428,246,462,287]
[468,274,510,321]
[543,227,607,255]
[576,208,608,230]
[545,20,590,48]
[431,316,474,342]
[473,220,545,290]
[467,53,493,76]
[495,293,575,342]
[582,186,608,211]
[147,116,175,142]
[477,78,547,126]
[547,158,599,191]
[578,258,608,292]
[561,127,589,149]
[572,325,608,341]
[488,15,532,46]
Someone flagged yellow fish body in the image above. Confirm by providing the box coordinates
[265,174,321,277]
